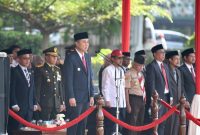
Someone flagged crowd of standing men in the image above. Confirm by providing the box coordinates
[0,31,196,135]
[99,44,195,135]
[1,32,94,135]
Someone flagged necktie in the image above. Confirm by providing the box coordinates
[82,55,87,71]
[24,69,30,87]
[190,67,196,82]
[161,63,169,92]
[174,70,177,83]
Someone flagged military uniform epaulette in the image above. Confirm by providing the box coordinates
[35,64,44,68]
[54,65,60,69]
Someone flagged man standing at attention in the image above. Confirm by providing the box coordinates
[164,51,186,135]
[102,49,126,135]
[146,44,172,135]
[8,49,37,133]
[125,55,146,135]
[64,32,94,135]
[122,52,131,72]
[35,47,65,121]
[179,48,196,104]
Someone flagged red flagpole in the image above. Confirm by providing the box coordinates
[122,0,131,52]
[195,0,200,94]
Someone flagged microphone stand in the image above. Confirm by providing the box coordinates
[113,68,123,135]
[96,51,123,135]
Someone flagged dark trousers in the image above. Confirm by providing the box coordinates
[67,102,89,135]
[126,95,145,135]
[158,94,170,135]
[8,109,33,134]
[164,113,179,135]
[104,107,126,135]
[142,105,152,135]
[39,107,58,120]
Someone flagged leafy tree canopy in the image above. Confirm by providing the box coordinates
[0,0,171,49]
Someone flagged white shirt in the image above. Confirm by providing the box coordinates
[12,65,37,110]
[102,64,126,108]
[75,49,84,59]
[19,64,28,77]
[156,60,162,70]
[185,63,196,77]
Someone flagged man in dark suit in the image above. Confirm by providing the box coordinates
[8,49,37,132]
[146,44,173,135]
[64,32,94,135]
[164,51,185,135]
[34,47,65,121]
[122,52,131,72]
[179,48,196,104]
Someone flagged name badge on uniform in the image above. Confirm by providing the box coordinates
[77,68,81,71]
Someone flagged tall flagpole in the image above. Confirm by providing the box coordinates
[188,0,200,134]
[122,0,131,52]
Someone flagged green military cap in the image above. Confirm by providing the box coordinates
[43,47,58,57]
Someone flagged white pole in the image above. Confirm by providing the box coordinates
[188,95,200,135]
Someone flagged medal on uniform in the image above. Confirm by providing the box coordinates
[57,71,61,81]
[47,78,50,82]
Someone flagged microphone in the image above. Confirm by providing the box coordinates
[95,50,100,54]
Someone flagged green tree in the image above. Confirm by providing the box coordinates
[0,30,42,54]
[185,33,195,48]
[0,0,171,49]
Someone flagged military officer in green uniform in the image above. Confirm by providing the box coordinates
[35,47,65,120]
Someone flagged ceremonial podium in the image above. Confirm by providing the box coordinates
[0,52,10,134]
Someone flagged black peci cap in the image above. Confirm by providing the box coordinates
[17,49,32,56]
[9,45,21,51]
[151,44,164,53]
[181,48,195,57]
[74,32,88,41]
[122,52,131,57]
[165,51,179,59]
[135,50,145,56]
